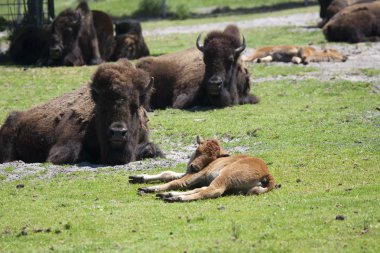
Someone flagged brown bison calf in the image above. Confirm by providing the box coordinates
[323,1,380,43]
[243,45,347,64]
[129,137,275,202]
[136,25,259,109]
[0,60,163,165]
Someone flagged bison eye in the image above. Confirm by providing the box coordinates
[228,54,234,63]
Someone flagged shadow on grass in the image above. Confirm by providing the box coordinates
[112,1,318,22]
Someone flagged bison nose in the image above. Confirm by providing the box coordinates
[109,122,128,139]
[49,47,62,58]
[208,76,223,88]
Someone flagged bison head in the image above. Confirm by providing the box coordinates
[90,59,153,165]
[49,2,91,65]
[197,25,246,100]
[187,136,229,173]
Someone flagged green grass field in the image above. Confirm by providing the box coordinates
[0,1,379,252]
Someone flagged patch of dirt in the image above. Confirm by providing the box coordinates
[144,12,320,36]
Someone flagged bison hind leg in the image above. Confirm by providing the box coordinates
[47,139,83,164]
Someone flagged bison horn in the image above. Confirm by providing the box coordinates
[142,77,154,95]
[234,35,246,54]
[196,33,204,52]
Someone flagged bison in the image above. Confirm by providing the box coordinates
[48,1,114,66]
[129,136,276,202]
[323,1,380,43]
[0,60,164,165]
[317,0,376,28]
[111,20,150,61]
[242,45,347,64]
[136,25,259,109]
[9,1,114,66]
[9,25,51,65]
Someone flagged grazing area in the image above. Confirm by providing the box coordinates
[0,1,379,252]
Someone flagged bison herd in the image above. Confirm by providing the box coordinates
[9,1,149,66]
[0,0,378,200]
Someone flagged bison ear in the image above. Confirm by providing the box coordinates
[196,136,204,145]
[218,147,230,157]
[76,1,91,15]
[141,77,154,95]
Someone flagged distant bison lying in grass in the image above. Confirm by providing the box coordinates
[111,20,150,61]
[323,1,380,43]
[130,137,275,202]
[242,45,347,64]
[9,1,114,66]
[136,25,259,109]
[317,0,375,27]
[48,1,113,66]
[0,60,164,165]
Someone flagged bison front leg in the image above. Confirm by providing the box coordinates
[47,139,83,164]
[136,142,165,160]
[129,171,185,184]
[173,94,192,109]
[138,173,205,193]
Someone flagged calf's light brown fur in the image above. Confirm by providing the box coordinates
[242,45,347,64]
[129,137,275,202]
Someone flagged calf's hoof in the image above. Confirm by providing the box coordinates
[138,187,156,193]
[156,192,172,199]
[162,196,183,203]
[129,175,145,184]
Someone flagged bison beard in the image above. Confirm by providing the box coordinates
[136,24,259,110]
[0,60,164,165]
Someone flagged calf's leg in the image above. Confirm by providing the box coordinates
[138,172,206,193]
[129,171,185,184]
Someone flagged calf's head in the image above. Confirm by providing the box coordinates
[91,59,153,165]
[187,136,230,173]
[197,25,245,98]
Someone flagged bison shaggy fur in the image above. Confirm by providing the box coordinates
[323,1,380,42]
[0,60,164,165]
[136,25,258,109]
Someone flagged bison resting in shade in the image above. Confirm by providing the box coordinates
[323,1,380,43]
[47,1,114,66]
[111,20,150,61]
[0,60,164,165]
[9,1,114,66]
[130,136,276,202]
[136,25,259,109]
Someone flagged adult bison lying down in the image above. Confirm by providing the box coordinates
[323,1,380,42]
[111,20,150,61]
[136,25,259,109]
[48,1,113,66]
[9,1,113,66]
[0,60,164,165]
[317,0,375,28]
[130,137,275,202]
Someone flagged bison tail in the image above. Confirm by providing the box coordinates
[265,174,276,192]
[247,174,276,195]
